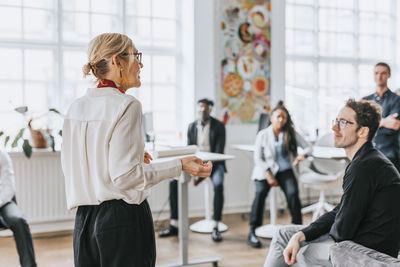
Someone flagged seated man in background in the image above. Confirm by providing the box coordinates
[264,99,400,267]
[0,149,37,267]
[159,98,227,242]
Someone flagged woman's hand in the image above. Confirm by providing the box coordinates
[180,156,212,178]
[144,151,153,164]
[266,170,278,187]
[293,154,307,166]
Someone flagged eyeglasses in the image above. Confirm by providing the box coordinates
[332,118,355,130]
[120,51,142,64]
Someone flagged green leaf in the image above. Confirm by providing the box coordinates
[15,106,28,114]
[0,131,3,137]
[4,136,10,147]
[49,134,55,152]
[22,139,32,158]
[49,108,62,115]
[58,130,62,137]
[12,128,25,148]
[40,129,52,148]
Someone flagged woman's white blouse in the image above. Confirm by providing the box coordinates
[61,87,182,209]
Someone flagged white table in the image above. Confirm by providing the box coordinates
[156,151,233,267]
[312,146,347,159]
[232,145,347,160]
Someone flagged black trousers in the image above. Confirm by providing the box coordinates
[74,199,156,267]
[0,201,36,267]
[170,164,225,221]
[249,169,302,229]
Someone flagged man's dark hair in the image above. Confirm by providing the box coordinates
[375,62,391,75]
[345,99,382,141]
[197,98,214,107]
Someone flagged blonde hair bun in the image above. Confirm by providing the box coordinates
[83,33,133,80]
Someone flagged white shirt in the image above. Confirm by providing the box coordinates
[61,87,182,209]
[251,125,312,181]
[196,121,211,152]
[0,149,16,208]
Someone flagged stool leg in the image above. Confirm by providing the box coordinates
[204,178,212,220]
[270,187,277,225]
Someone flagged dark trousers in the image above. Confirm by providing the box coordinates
[74,199,156,267]
[0,201,36,267]
[170,164,225,221]
[249,169,302,229]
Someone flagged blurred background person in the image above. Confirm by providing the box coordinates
[0,149,36,267]
[159,98,227,242]
[247,101,312,248]
[363,62,400,171]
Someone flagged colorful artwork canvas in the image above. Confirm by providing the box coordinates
[220,0,271,124]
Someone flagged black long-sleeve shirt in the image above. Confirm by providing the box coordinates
[301,141,400,257]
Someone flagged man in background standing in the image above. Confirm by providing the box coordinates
[363,62,400,171]
[159,98,227,242]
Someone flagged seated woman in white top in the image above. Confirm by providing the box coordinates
[247,101,312,248]
[61,33,212,267]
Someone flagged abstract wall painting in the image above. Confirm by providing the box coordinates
[219,0,271,124]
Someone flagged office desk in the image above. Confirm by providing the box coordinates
[156,151,234,267]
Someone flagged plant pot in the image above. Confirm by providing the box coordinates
[30,128,49,148]
[28,119,50,148]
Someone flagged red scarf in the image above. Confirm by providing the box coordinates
[97,79,126,94]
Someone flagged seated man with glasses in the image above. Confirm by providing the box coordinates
[264,99,400,267]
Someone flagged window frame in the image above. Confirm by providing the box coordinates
[285,0,398,137]
[0,0,183,140]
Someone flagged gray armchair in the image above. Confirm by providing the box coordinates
[330,241,400,267]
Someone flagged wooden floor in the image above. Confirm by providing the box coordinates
[0,211,312,267]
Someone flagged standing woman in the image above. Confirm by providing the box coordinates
[247,101,312,248]
[61,33,212,267]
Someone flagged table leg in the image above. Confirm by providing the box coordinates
[157,172,221,267]
[179,172,190,264]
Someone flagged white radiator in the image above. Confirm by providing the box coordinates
[4,150,256,235]
[7,151,75,234]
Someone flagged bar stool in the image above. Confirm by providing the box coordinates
[189,178,228,233]
[254,186,282,238]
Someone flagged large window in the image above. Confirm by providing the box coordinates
[0,0,182,141]
[286,0,399,138]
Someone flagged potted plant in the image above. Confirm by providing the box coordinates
[1,106,63,158]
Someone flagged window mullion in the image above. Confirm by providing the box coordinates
[122,0,126,33]
[313,0,319,133]
[354,0,360,98]
[56,0,63,110]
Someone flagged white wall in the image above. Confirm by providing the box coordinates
[148,0,288,220]
[148,0,342,223]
